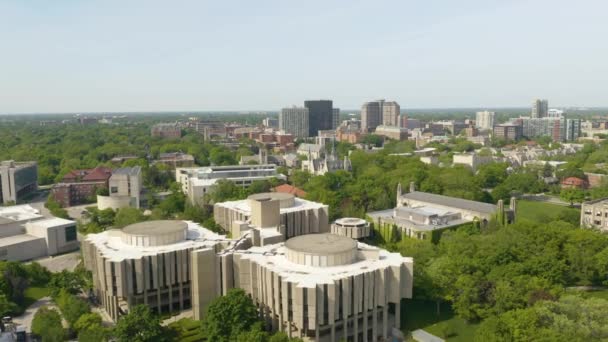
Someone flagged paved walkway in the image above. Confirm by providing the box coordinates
[412,329,445,342]
[32,251,81,272]
[12,297,52,333]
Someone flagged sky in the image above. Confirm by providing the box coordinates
[0,0,607,113]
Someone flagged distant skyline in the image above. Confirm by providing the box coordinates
[1,0,607,114]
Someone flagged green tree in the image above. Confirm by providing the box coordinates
[205,288,260,342]
[55,289,90,327]
[114,305,166,342]
[78,325,111,342]
[49,270,85,297]
[560,187,585,206]
[0,261,29,302]
[74,312,103,332]
[0,294,17,317]
[114,207,147,228]
[31,307,65,342]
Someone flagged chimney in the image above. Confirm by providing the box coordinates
[409,181,416,193]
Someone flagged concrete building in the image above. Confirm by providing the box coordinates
[263,117,279,128]
[475,111,495,130]
[316,131,337,147]
[214,192,329,239]
[0,205,78,262]
[81,220,238,320]
[368,183,515,242]
[361,101,382,133]
[297,144,324,160]
[332,108,340,129]
[531,99,549,118]
[374,125,408,141]
[302,151,352,176]
[382,101,400,127]
[280,107,310,138]
[452,153,493,171]
[0,161,38,205]
[305,100,334,137]
[155,152,195,169]
[493,123,523,141]
[194,121,227,140]
[233,234,413,341]
[331,217,370,239]
[151,123,181,139]
[51,167,113,207]
[97,167,142,210]
[581,198,608,231]
[176,165,287,204]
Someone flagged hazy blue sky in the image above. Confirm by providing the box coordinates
[1,0,606,113]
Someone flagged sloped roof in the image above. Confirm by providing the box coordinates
[274,184,306,198]
[401,191,497,214]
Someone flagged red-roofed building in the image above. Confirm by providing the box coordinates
[561,176,588,189]
[273,184,307,198]
[51,167,113,207]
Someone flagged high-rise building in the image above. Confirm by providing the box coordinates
[332,108,340,129]
[361,99,401,132]
[531,99,549,118]
[304,100,333,136]
[382,101,400,126]
[493,124,523,141]
[361,101,382,132]
[279,107,309,138]
[399,113,409,128]
[475,111,495,130]
[0,161,38,205]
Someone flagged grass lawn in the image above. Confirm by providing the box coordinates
[516,200,580,223]
[13,286,50,315]
[402,299,478,341]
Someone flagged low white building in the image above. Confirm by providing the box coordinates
[452,153,493,171]
[176,165,287,204]
[0,205,78,261]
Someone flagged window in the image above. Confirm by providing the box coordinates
[111,186,118,194]
[65,225,77,242]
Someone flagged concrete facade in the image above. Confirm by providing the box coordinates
[98,167,142,210]
[233,234,413,342]
[214,192,329,239]
[475,111,495,130]
[84,213,415,342]
[0,205,78,262]
[151,123,181,138]
[82,220,238,321]
[176,165,287,204]
[0,160,38,205]
[280,107,310,138]
[581,198,608,231]
[331,218,371,239]
[368,183,516,241]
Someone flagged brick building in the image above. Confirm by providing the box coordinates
[51,167,112,207]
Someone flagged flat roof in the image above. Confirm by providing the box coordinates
[215,196,326,214]
[0,205,43,223]
[27,217,75,229]
[123,220,187,236]
[401,191,497,214]
[237,241,412,288]
[285,233,357,255]
[368,209,469,232]
[85,221,235,262]
[0,234,42,248]
[248,192,293,201]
